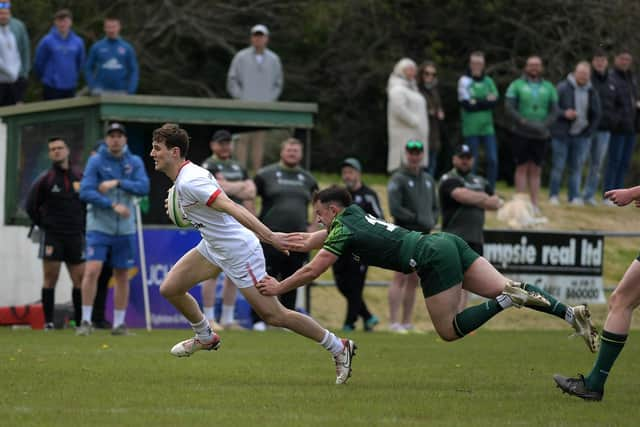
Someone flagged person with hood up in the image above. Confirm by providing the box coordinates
[549,61,601,205]
[387,58,429,173]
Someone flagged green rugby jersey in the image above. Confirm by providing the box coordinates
[505,77,558,122]
[323,204,424,273]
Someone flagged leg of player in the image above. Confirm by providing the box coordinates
[42,260,61,330]
[201,278,223,330]
[66,262,85,326]
[401,272,418,331]
[240,285,356,385]
[462,257,598,352]
[111,268,131,335]
[77,260,103,336]
[388,272,408,333]
[220,276,240,329]
[554,260,640,401]
[162,248,223,357]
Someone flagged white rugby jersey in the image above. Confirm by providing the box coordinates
[174,161,260,263]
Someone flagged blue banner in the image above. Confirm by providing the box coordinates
[105,228,252,329]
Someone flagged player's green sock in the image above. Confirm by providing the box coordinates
[453,299,502,337]
[522,283,567,319]
[585,330,627,392]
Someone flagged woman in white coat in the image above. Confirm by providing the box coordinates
[387,58,429,173]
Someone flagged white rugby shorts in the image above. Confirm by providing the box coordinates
[196,240,266,288]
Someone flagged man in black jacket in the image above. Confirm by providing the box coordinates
[548,61,601,205]
[332,158,383,331]
[583,50,616,205]
[604,49,639,196]
[26,137,85,330]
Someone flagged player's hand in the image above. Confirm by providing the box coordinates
[604,188,634,207]
[281,232,308,251]
[486,94,497,102]
[635,199,640,208]
[256,276,282,296]
[271,232,290,256]
[99,179,119,193]
[113,203,131,218]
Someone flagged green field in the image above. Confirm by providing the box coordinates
[1,328,636,426]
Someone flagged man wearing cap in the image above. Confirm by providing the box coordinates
[34,9,85,100]
[77,122,150,336]
[227,24,283,172]
[439,144,503,309]
[200,129,256,329]
[0,1,30,105]
[332,157,383,331]
[387,140,438,333]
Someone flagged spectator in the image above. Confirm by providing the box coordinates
[387,58,428,173]
[0,1,29,105]
[439,144,502,310]
[549,61,601,205]
[227,24,283,172]
[387,140,438,333]
[25,137,85,330]
[251,137,318,330]
[603,49,639,200]
[200,129,257,329]
[76,123,150,336]
[418,60,445,177]
[505,55,558,213]
[34,9,85,100]
[458,51,499,192]
[332,157,383,332]
[84,17,138,95]
[584,50,616,206]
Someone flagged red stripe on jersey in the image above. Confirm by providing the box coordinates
[206,189,222,206]
[177,160,191,176]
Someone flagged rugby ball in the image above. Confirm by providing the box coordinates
[167,186,191,228]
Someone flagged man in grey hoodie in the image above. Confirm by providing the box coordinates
[549,61,601,205]
[227,24,283,172]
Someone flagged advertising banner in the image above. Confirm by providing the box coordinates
[483,230,606,304]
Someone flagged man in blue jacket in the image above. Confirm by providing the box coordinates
[85,17,138,95]
[77,122,150,336]
[34,9,85,100]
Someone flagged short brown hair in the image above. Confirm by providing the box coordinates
[312,185,352,207]
[280,137,303,150]
[152,123,190,158]
[54,9,72,20]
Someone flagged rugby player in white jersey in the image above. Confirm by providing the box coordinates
[150,123,356,384]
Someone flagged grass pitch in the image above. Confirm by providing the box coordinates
[0,328,637,426]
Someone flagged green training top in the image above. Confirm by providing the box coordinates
[505,77,558,122]
[323,204,424,273]
[458,75,498,136]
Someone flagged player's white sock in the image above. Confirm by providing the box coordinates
[221,305,235,325]
[203,306,215,322]
[496,294,513,310]
[82,305,93,323]
[564,306,575,325]
[191,316,214,343]
[113,309,126,328]
[319,330,344,356]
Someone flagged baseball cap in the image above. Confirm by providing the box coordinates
[211,130,232,143]
[251,24,269,36]
[106,122,126,136]
[0,2,11,10]
[454,144,473,157]
[341,157,362,172]
[405,140,424,152]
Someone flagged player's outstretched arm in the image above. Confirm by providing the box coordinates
[283,230,328,252]
[605,185,640,207]
[211,192,288,254]
[256,249,338,296]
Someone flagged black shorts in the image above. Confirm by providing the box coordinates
[511,135,548,166]
[39,231,85,264]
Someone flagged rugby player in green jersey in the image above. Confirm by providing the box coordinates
[257,185,598,352]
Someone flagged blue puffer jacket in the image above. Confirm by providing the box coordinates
[80,144,149,236]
